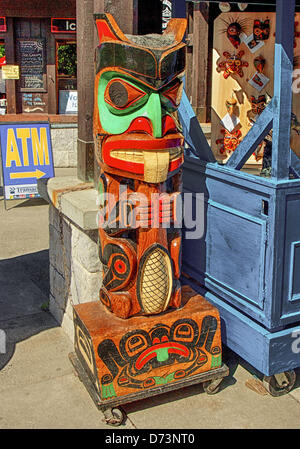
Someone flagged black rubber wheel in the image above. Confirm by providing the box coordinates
[263,370,296,397]
[103,407,125,426]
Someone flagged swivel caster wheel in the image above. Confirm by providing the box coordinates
[102,407,125,426]
[263,370,296,397]
[203,378,222,395]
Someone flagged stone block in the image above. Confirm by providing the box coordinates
[70,258,102,305]
[72,225,101,273]
[50,127,78,168]
[60,189,98,230]
[49,223,72,277]
[68,150,77,167]
[53,151,70,168]
[50,266,68,311]
[49,294,64,325]
[49,204,61,233]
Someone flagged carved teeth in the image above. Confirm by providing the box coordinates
[110,147,182,163]
[143,150,170,183]
[110,147,183,182]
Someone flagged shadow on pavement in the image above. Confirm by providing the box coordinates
[0,197,48,211]
[0,250,57,371]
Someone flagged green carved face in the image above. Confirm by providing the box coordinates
[98,71,183,138]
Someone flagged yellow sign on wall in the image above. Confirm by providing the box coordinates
[2,65,19,80]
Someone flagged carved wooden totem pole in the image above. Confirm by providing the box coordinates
[72,14,226,418]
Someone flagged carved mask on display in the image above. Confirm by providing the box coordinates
[226,22,243,49]
[254,55,266,73]
[216,128,242,156]
[221,18,247,50]
[93,14,187,319]
[225,98,237,117]
[253,19,270,41]
[250,95,266,116]
[218,50,248,79]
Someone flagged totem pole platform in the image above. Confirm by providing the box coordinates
[70,285,229,425]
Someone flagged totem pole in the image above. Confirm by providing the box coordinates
[72,14,226,422]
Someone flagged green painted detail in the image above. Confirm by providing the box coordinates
[98,179,106,208]
[101,383,117,400]
[98,179,103,195]
[153,372,175,385]
[155,347,170,363]
[98,71,178,136]
[211,355,222,369]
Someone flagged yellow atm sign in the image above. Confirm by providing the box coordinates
[0,122,54,200]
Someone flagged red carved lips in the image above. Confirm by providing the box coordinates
[102,116,184,183]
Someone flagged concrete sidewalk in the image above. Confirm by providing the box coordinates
[1,168,300,429]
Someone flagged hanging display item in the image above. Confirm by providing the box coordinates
[248,56,269,92]
[253,55,266,73]
[250,94,267,117]
[221,97,240,132]
[253,19,270,41]
[220,17,248,49]
[216,128,242,156]
[226,97,238,116]
[217,50,249,79]
[248,94,270,162]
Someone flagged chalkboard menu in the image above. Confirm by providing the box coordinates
[16,39,46,91]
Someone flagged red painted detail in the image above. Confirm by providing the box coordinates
[162,115,178,134]
[102,146,183,176]
[115,260,126,274]
[119,376,129,385]
[174,370,186,379]
[96,20,118,43]
[127,117,153,134]
[143,378,156,388]
[135,342,189,370]
[105,135,182,151]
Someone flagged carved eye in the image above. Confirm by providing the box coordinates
[162,82,183,107]
[122,332,149,358]
[105,79,146,109]
[171,319,199,345]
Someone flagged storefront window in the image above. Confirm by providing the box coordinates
[56,40,77,114]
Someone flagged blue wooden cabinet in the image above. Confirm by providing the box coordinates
[176,0,300,378]
[182,160,300,332]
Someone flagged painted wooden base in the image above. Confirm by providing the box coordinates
[73,286,224,405]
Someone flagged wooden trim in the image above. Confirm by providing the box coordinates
[4,18,17,114]
[191,2,210,123]
[226,101,274,170]
[0,113,77,123]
